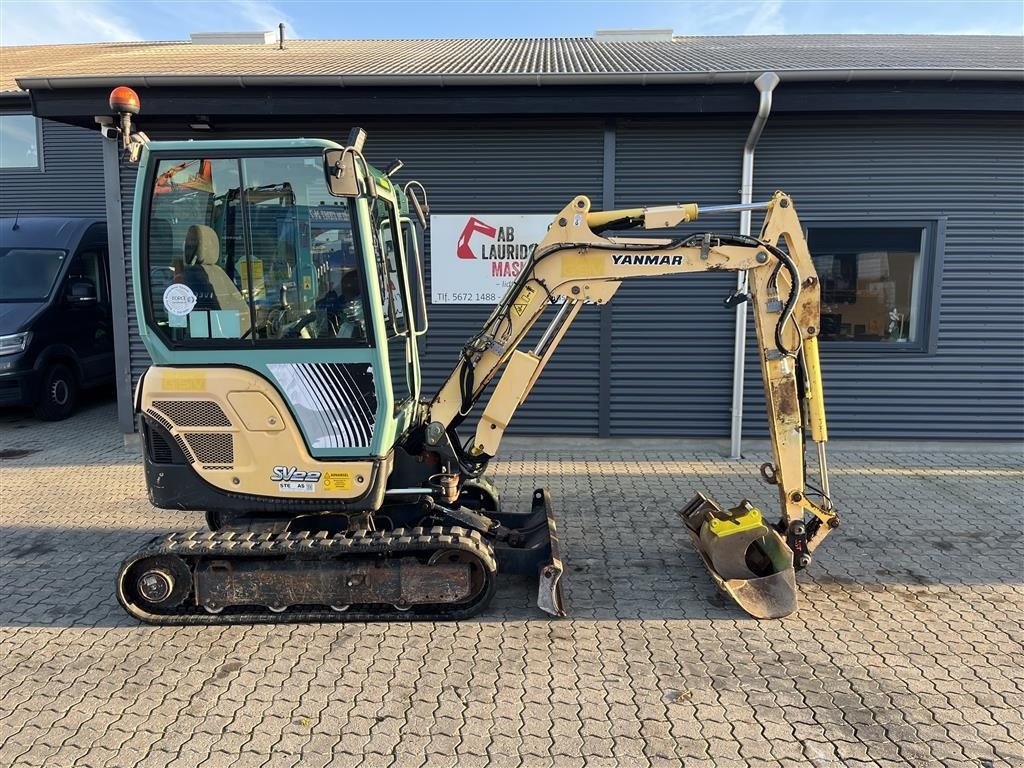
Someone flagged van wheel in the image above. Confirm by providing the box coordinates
[34,363,78,421]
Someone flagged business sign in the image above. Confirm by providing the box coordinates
[430,214,551,304]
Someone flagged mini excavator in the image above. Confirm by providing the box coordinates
[109,89,838,625]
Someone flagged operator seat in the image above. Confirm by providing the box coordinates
[183,224,251,337]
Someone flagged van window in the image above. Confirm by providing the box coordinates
[0,249,67,301]
[68,250,108,304]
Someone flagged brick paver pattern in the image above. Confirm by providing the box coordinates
[1,401,1022,767]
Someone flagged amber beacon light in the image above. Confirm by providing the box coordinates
[109,86,141,147]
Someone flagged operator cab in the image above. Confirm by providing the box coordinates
[135,139,428,460]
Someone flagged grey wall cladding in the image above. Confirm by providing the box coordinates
[741,114,1024,440]
[0,115,105,216]
[116,112,1024,440]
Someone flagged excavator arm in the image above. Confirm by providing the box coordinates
[424,191,839,617]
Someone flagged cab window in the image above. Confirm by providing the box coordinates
[371,197,414,405]
[144,155,366,346]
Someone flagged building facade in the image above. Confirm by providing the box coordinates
[5,35,1023,440]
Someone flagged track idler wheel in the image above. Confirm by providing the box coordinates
[121,555,192,611]
[679,493,797,619]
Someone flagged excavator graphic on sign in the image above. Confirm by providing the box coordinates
[456,216,498,260]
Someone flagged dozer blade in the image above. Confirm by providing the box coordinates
[678,492,797,619]
[491,487,566,617]
[533,488,566,617]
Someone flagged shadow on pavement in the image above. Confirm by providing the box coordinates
[1,516,1019,630]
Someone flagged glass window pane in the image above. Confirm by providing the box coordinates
[68,251,106,303]
[371,198,413,405]
[0,249,66,300]
[372,199,408,338]
[808,226,926,344]
[240,156,366,344]
[0,115,39,169]
[146,158,248,342]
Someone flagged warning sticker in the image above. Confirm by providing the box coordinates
[323,471,353,491]
[278,481,316,493]
[512,284,536,318]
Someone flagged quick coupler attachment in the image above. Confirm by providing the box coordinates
[678,492,797,619]
[490,487,566,617]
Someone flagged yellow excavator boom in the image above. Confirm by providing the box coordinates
[424,190,839,617]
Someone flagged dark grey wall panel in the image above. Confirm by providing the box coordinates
[610,118,749,437]
[118,157,147,401]
[740,114,1024,440]
[115,112,1023,440]
[360,120,605,435]
[0,115,105,216]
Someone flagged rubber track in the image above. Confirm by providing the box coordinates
[116,526,498,626]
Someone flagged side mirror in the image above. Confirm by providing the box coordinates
[324,143,378,199]
[323,149,361,197]
[401,217,429,337]
[67,280,97,304]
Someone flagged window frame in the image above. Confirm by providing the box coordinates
[140,148,375,351]
[0,112,43,172]
[803,218,945,355]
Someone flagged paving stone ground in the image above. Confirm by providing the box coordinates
[1,397,1022,768]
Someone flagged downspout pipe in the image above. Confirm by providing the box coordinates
[729,71,780,459]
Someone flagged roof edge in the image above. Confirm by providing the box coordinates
[16,68,1024,92]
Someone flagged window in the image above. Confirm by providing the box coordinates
[0,248,66,300]
[807,225,934,349]
[371,198,413,404]
[0,114,40,169]
[371,198,407,337]
[67,250,108,304]
[144,154,366,347]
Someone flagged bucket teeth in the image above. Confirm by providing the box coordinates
[678,492,798,619]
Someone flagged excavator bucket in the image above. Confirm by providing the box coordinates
[678,493,797,619]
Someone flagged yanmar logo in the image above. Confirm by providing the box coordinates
[612,254,684,266]
[270,466,322,483]
[456,217,537,278]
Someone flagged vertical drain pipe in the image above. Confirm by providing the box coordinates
[729,71,780,459]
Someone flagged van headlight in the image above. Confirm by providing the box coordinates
[0,332,31,356]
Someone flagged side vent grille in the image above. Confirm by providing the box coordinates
[151,400,231,427]
[148,429,174,464]
[184,433,234,466]
[174,434,194,463]
[146,408,174,433]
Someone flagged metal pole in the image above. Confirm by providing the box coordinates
[729,71,780,459]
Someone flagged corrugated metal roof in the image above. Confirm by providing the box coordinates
[3,34,1022,93]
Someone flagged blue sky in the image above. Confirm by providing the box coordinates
[1,0,1022,45]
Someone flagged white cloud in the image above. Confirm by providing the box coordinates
[0,0,142,45]
[675,1,788,36]
[226,0,301,37]
[148,0,302,40]
[744,0,786,35]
